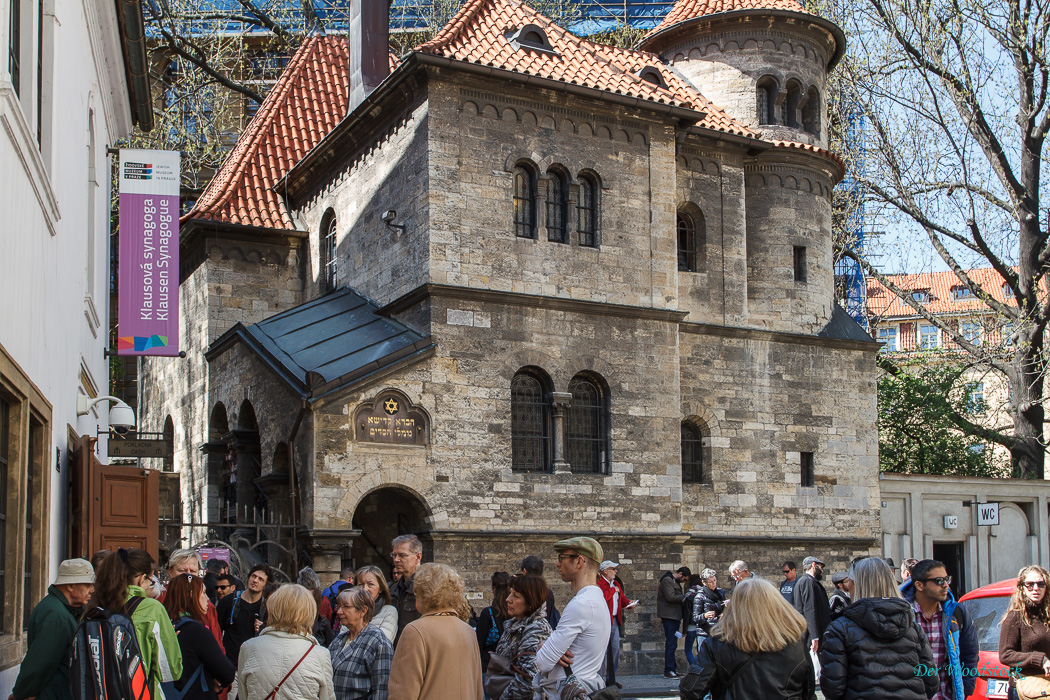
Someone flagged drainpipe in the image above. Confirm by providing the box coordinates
[287,401,307,569]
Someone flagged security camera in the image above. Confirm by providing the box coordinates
[77,395,137,432]
[382,210,397,224]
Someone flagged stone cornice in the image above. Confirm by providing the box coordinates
[680,320,878,351]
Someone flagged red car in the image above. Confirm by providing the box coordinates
[957,578,1017,700]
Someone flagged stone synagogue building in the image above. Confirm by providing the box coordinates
[141,0,880,670]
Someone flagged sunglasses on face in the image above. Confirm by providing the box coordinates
[1024,581,1047,590]
[919,576,952,587]
[782,569,792,574]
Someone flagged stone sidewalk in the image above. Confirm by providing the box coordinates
[616,674,827,698]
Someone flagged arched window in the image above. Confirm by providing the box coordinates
[511,369,551,472]
[681,421,703,483]
[756,76,778,125]
[320,209,337,293]
[513,164,537,239]
[784,80,803,129]
[577,171,598,247]
[678,213,696,272]
[802,86,820,136]
[567,374,609,474]
[546,168,568,243]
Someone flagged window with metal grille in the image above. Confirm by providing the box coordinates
[511,371,550,472]
[514,165,536,239]
[793,246,807,283]
[9,0,19,96]
[321,213,337,293]
[577,173,597,247]
[800,451,814,487]
[567,375,608,474]
[546,170,567,243]
[682,422,703,483]
[678,214,696,272]
[0,397,9,633]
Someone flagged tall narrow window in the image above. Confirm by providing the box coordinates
[802,86,820,136]
[800,451,814,487]
[514,165,536,239]
[9,0,20,96]
[546,169,567,243]
[678,214,696,272]
[793,246,807,283]
[756,77,777,125]
[0,397,9,633]
[511,370,550,472]
[567,375,608,474]
[784,81,803,129]
[577,172,598,247]
[321,213,337,293]
[681,422,703,483]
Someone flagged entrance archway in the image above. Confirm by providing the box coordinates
[351,487,431,579]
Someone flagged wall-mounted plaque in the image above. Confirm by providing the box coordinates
[354,391,429,445]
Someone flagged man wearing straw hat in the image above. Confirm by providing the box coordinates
[10,558,95,700]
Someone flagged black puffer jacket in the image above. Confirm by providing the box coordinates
[819,597,938,700]
[680,636,815,700]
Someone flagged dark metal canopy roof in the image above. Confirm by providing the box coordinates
[818,303,877,344]
[206,288,434,400]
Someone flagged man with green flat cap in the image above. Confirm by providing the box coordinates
[535,536,611,696]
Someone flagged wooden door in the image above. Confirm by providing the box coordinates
[71,436,159,561]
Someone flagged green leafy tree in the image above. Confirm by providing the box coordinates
[878,359,1009,476]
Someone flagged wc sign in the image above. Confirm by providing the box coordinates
[977,502,1000,526]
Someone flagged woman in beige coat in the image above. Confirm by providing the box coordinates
[388,563,483,700]
[235,584,336,700]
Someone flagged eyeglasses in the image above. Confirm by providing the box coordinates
[1024,581,1047,590]
[391,553,416,560]
[919,576,952,587]
[558,554,580,561]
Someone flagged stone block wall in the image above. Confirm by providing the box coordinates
[679,327,880,539]
[424,75,679,311]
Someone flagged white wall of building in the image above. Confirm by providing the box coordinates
[880,472,1050,593]
[0,0,134,689]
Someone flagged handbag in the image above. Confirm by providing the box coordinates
[484,650,534,698]
[1018,675,1050,700]
[263,642,317,700]
[558,664,621,700]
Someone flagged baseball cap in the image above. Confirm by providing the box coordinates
[802,556,825,568]
[54,558,95,586]
[600,560,619,571]
[554,536,603,563]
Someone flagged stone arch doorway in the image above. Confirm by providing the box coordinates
[350,487,432,579]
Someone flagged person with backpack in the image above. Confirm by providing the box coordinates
[217,564,273,665]
[681,574,705,668]
[476,571,510,693]
[162,573,236,700]
[10,559,95,700]
[90,547,183,699]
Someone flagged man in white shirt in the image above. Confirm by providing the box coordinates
[535,536,612,695]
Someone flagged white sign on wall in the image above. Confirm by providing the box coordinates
[977,502,1000,526]
[944,515,958,529]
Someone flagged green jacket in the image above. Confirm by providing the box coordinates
[125,585,183,698]
[12,585,79,700]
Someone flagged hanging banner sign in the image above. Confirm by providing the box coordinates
[117,149,180,356]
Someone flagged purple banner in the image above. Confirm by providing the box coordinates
[118,149,180,356]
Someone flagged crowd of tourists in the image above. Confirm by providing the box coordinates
[14,537,1050,700]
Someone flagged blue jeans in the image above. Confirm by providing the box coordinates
[662,618,679,674]
[602,622,621,684]
[684,629,698,666]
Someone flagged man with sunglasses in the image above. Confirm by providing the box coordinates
[901,559,978,700]
[780,561,798,604]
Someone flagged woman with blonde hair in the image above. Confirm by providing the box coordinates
[999,565,1050,700]
[388,563,483,700]
[819,557,936,700]
[680,577,814,700]
[235,583,336,700]
[355,565,398,643]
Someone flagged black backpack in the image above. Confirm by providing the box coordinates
[69,597,153,700]
[682,587,699,626]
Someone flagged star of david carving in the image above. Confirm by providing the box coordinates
[384,398,399,415]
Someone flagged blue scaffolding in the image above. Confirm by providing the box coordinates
[834,102,868,328]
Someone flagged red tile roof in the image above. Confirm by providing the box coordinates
[866,268,1021,319]
[769,139,845,174]
[414,0,713,113]
[182,36,354,231]
[644,0,810,41]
